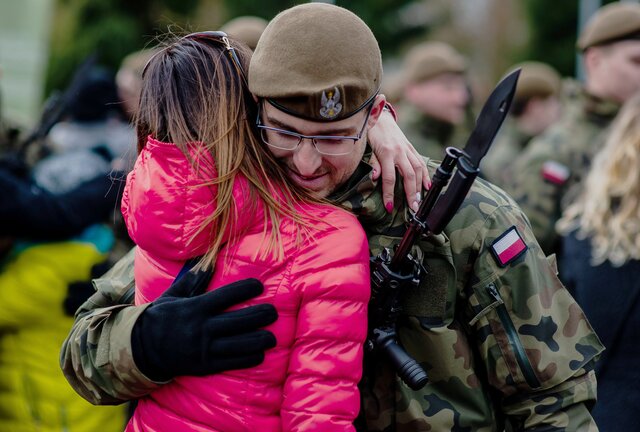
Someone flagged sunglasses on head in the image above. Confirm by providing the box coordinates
[142,30,247,84]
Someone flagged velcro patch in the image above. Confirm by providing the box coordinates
[541,160,570,185]
[491,226,528,267]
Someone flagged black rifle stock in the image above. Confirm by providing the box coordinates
[367,69,521,391]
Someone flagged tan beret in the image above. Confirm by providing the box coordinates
[249,3,382,122]
[119,48,161,79]
[220,16,268,51]
[510,61,562,103]
[577,2,640,51]
[402,41,466,85]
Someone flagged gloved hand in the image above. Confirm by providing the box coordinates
[64,280,96,316]
[64,260,114,316]
[131,270,278,382]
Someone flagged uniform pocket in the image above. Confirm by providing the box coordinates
[468,280,542,390]
[400,238,456,328]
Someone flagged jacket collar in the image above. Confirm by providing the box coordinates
[328,146,404,232]
[581,88,620,126]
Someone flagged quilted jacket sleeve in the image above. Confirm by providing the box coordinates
[120,137,217,262]
[281,210,370,432]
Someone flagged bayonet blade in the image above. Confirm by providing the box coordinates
[423,68,521,235]
[463,68,520,166]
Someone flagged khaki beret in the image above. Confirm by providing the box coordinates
[509,61,562,103]
[119,48,161,79]
[577,2,640,51]
[402,41,466,85]
[249,3,382,122]
[220,16,268,51]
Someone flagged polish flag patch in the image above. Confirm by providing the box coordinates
[490,226,528,267]
[541,161,570,185]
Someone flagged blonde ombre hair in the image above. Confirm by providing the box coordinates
[557,93,640,266]
[135,33,319,269]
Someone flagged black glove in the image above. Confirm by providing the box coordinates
[64,280,96,316]
[64,260,114,316]
[131,271,278,382]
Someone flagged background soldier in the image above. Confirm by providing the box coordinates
[398,41,471,160]
[482,61,562,187]
[220,15,268,51]
[61,4,602,431]
[507,2,640,255]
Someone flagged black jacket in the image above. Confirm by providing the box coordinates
[561,231,640,431]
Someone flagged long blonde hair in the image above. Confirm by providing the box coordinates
[135,33,319,269]
[557,93,640,266]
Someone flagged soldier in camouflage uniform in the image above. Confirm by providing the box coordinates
[507,3,640,255]
[61,4,603,431]
[482,62,562,188]
[398,42,472,161]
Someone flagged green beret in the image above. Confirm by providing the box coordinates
[220,16,268,51]
[249,3,382,122]
[510,61,562,103]
[577,2,640,51]
[402,41,466,85]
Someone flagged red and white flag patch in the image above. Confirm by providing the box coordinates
[541,161,570,185]
[491,226,528,267]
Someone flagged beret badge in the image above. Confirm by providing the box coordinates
[319,87,343,119]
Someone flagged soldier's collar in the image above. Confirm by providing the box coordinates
[328,146,402,228]
[328,146,376,206]
[581,88,620,123]
[512,121,535,148]
[420,115,455,143]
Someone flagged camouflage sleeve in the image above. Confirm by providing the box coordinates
[465,199,603,431]
[60,247,165,405]
[506,137,567,254]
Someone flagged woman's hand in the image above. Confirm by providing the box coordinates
[368,107,431,213]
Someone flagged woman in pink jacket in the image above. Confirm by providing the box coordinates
[121,32,370,431]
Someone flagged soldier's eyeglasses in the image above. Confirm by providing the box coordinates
[255,103,373,156]
[142,31,247,84]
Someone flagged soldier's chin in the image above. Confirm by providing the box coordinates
[287,171,330,196]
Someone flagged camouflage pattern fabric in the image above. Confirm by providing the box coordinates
[481,118,533,189]
[398,104,459,161]
[60,248,165,405]
[336,157,602,431]
[60,154,604,430]
[504,89,619,254]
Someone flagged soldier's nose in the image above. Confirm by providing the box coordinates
[292,139,323,176]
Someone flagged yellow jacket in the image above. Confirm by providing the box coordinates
[0,227,126,432]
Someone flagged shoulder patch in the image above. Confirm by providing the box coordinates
[490,226,528,267]
[541,160,570,185]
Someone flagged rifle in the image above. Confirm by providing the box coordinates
[367,69,521,390]
[17,53,98,159]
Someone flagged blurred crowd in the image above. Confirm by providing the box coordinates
[1,2,639,431]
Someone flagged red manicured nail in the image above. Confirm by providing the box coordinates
[385,201,393,213]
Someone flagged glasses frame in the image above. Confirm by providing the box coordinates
[142,30,248,84]
[255,102,374,156]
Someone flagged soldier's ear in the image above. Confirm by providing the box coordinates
[583,46,607,76]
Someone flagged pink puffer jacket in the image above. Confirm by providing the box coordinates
[121,137,370,432]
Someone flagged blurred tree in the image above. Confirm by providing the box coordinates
[48,0,437,98]
[221,0,425,58]
[522,0,579,77]
[522,0,616,78]
[46,0,203,95]
[340,0,425,56]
